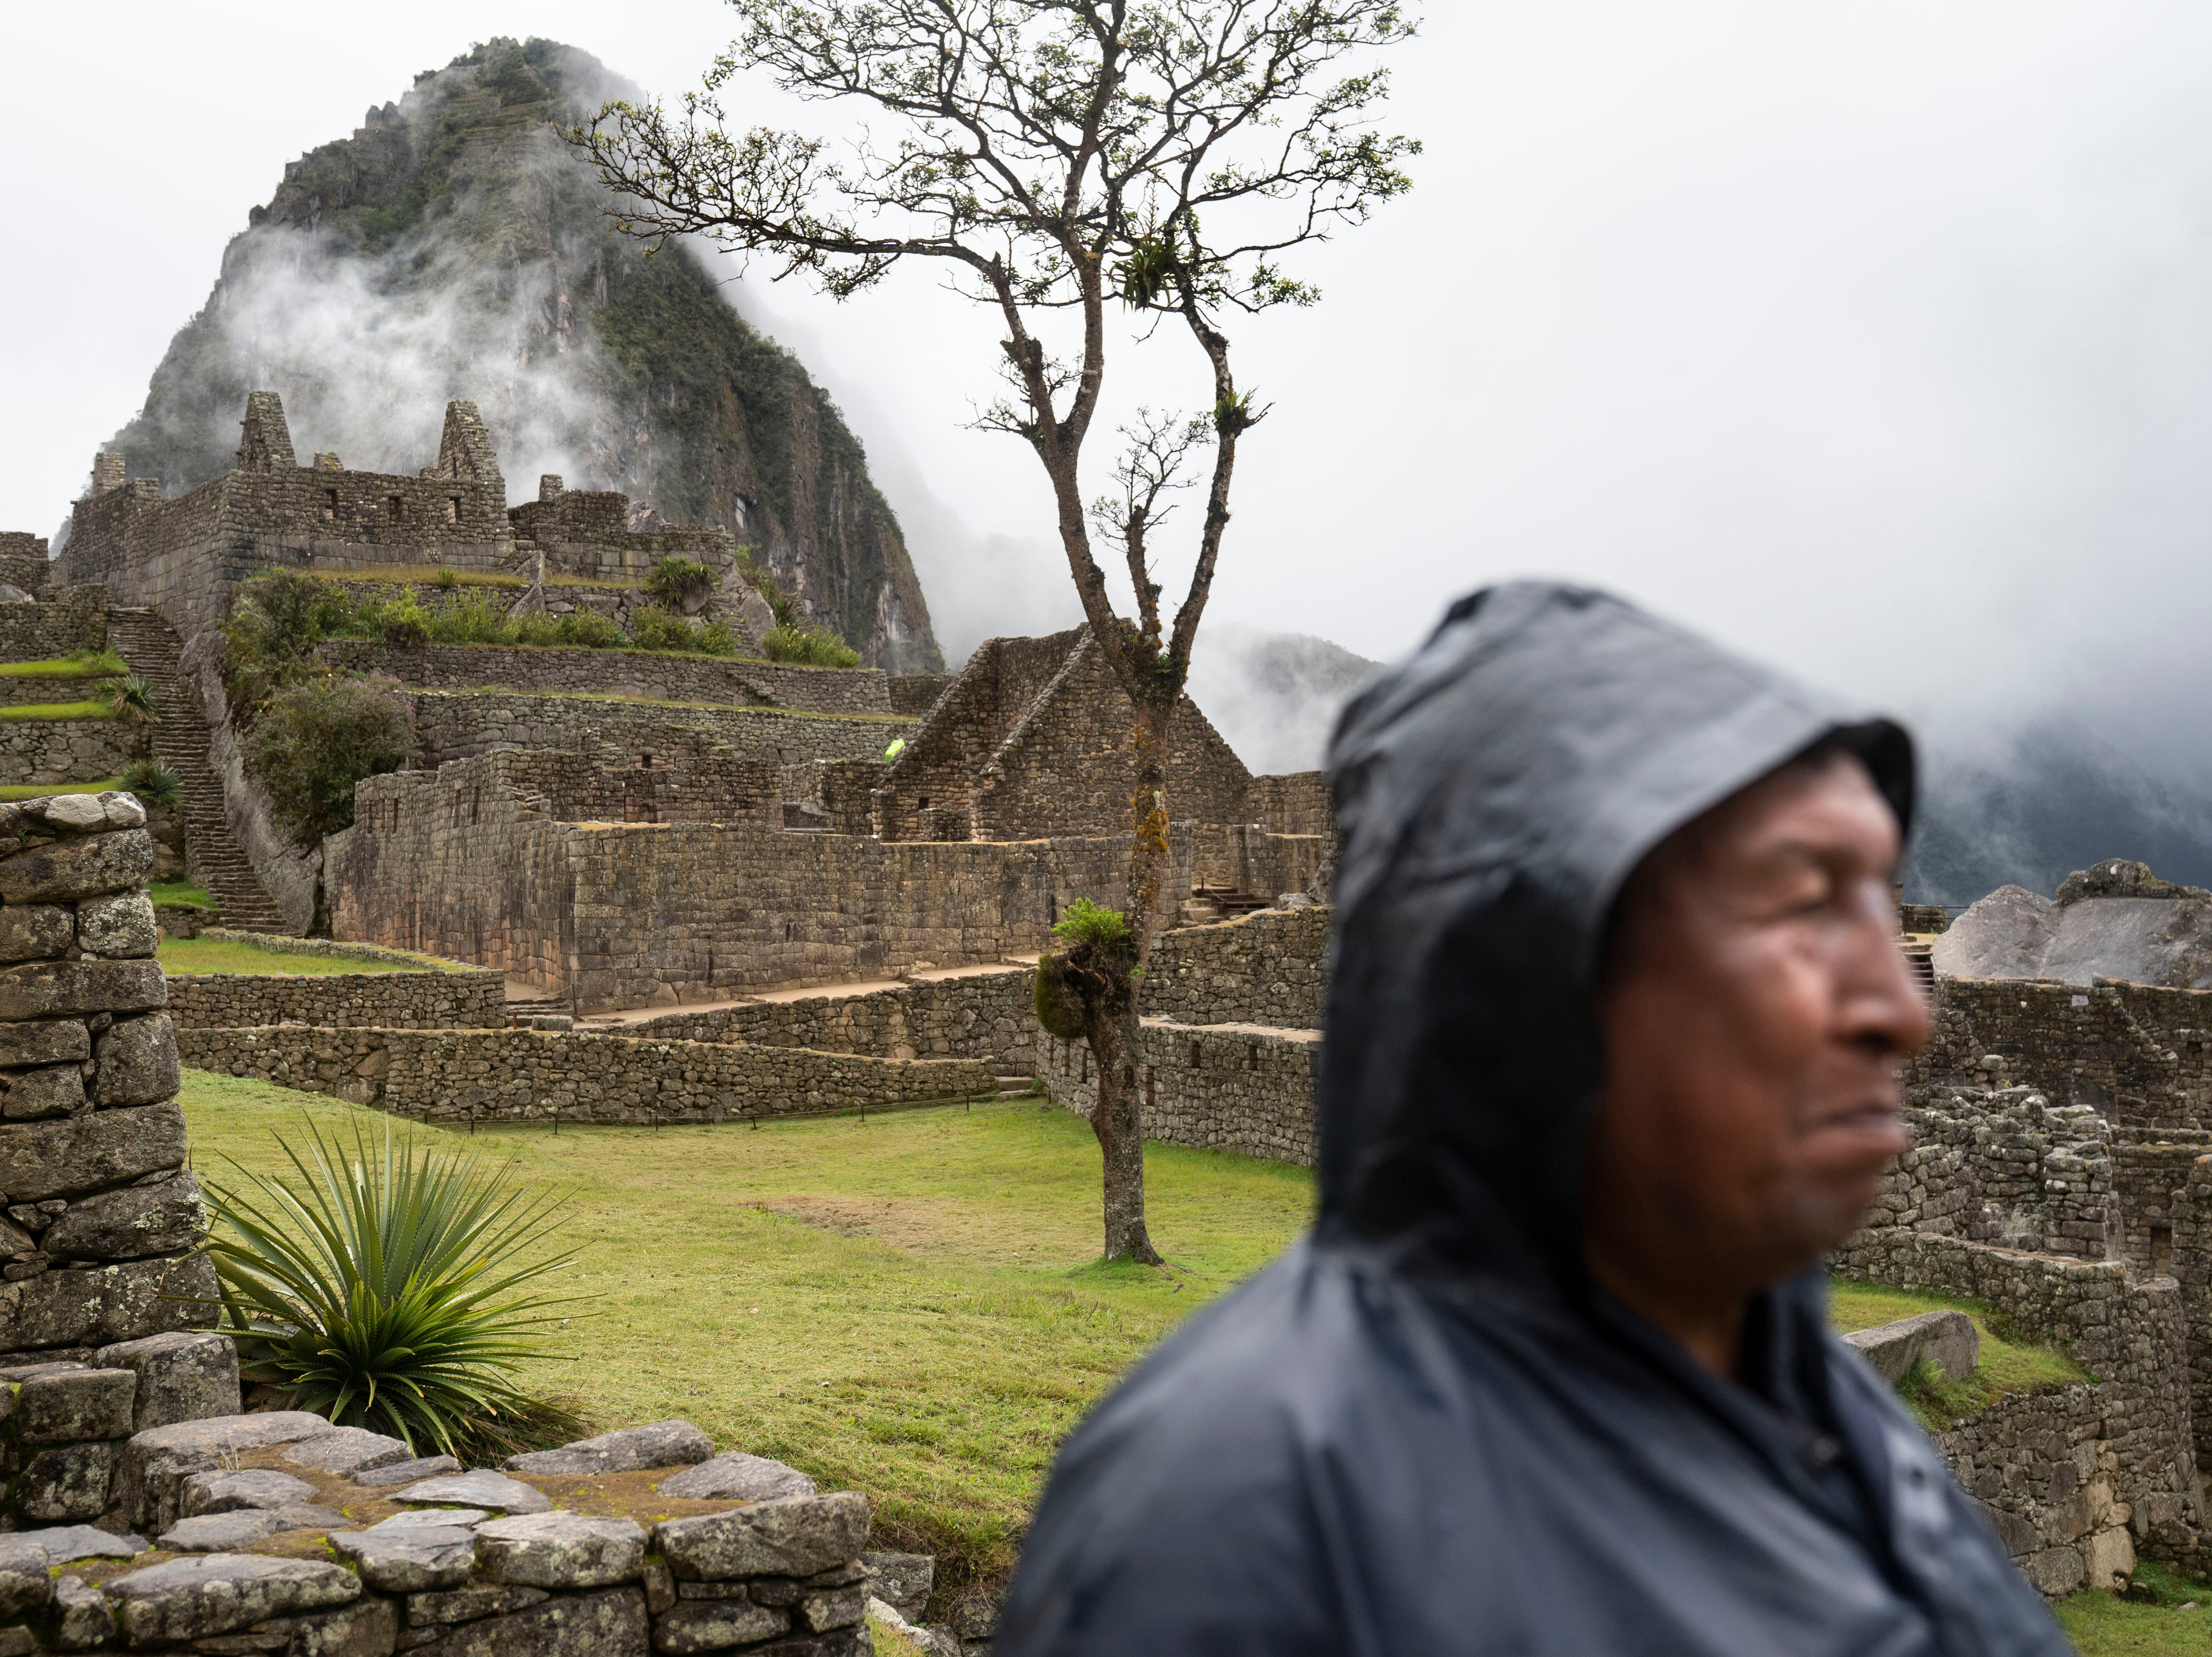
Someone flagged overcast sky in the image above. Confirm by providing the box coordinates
[9,2,2212,768]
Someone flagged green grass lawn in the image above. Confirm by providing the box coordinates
[179,1072,1315,1601]
[0,700,116,721]
[150,881,216,910]
[1830,1278,2089,1428]
[0,654,126,677]
[159,939,420,975]
[0,779,120,801]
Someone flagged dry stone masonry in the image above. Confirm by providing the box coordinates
[0,791,241,1531]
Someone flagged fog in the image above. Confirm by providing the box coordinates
[9,3,2212,788]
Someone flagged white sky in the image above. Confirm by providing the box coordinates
[8,2,2212,766]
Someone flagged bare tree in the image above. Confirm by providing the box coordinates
[570,0,1418,1263]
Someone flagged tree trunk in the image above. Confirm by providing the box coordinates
[1088,1003,1159,1263]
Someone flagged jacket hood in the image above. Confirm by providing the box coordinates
[1318,581,1913,1290]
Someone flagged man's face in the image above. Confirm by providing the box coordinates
[1582,751,1931,1306]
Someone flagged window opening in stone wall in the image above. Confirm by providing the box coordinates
[1190,1041,1201,1069]
[387,495,404,522]
[785,920,795,942]
[919,795,930,809]
[1145,1067,1156,1109]
[446,497,460,523]
[1246,1043,1259,1071]
[2153,1223,2174,1275]
[323,490,338,522]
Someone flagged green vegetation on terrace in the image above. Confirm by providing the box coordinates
[0,780,119,801]
[0,653,126,678]
[159,938,422,976]
[0,701,118,722]
[431,686,912,723]
[149,882,215,910]
[298,565,642,593]
[1830,1277,2090,1429]
[2056,1557,2212,1653]
[179,1075,1314,1602]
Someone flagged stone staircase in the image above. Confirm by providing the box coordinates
[104,608,290,933]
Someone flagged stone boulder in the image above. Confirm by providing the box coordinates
[505,1418,714,1476]
[1841,1309,1979,1384]
[656,1449,817,1503]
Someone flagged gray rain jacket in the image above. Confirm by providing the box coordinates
[996,583,2069,1656]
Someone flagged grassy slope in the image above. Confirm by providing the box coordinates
[0,702,116,721]
[179,1073,1313,1599]
[160,940,420,976]
[1830,1277,2089,1427]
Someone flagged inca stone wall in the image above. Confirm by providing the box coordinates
[163,967,506,1031]
[628,967,1038,1073]
[0,792,238,1529]
[1040,1019,1321,1168]
[0,532,50,596]
[1243,771,1332,836]
[1140,906,1331,1029]
[317,640,894,715]
[407,689,906,773]
[0,718,144,788]
[175,1024,995,1126]
[0,589,107,660]
[327,754,1193,1008]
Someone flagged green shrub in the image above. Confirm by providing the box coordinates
[764,623,862,668]
[203,1118,589,1461]
[244,673,419,843]
[368,592,432,645]
[631,605,739,657]
[107,673,157,724]
[508,612,565,647]
[1050,896,1133,950]
[645,555,715,613]
[432,565,460,588]
[555,609,626,648]
[118,758,181,807]
[736,550,801,628]
[223,570,358,710]
[425,586,512,646]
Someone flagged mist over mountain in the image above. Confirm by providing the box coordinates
[1187,626,1379,778]
[92,36,939,671]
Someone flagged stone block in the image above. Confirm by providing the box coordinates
[390,1470,552,1513]
[354,1453,464,1487]
[0,1524,144,1567]
[658,1449,816,1502]
[2023,1545,2086,1597]
[0,1098,184,1201]
[110,1409,338,1530]
[99,1553,360,1645]
[159,1508,288,1551]
[77,891,157,959]
[503,1417,712,1476]
[92,1012,179,1107]
[43,1171,203,1261]
[17,1365,136,1442]
[96,1329,241,1429]
[0,904,72,963]
[51,1572,116,1648]
[369,1507,491,1533]
[655,1491,870,1582]
[652,1597,790,1653]
[475,1510,646,1589]
[0,1016,89,1068]
[862,1552,934,1624]
[181,1468,318,1517]
[290,1597,401,1657]
[0,1543,51,1620]
[0,827,153,904]
[330,1525,478,1591]
[2082,1524,2136,1590]
[0,1251,215,1353]
[405,1585,549,1626]
[0,957,164,1025]
[798,1583,867,1632]
[428,1583,648,1655]
[950,1593,998,1640]
[280,1424,412,1476]
[0,1058,84,1119]
[16,1440,117,1522]
[1841,1309,1980,1384]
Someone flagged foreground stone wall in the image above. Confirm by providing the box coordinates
[1040,1019,1320,1167]
[0,792,232,1527]
[176,1025,995,1126]
[408,688,908,772]
[630,967,1038,1073]
[0,717,143,788]
[1142,906,1331,1029]
[319,639,894,715]
[329,755,1193,1008]
[0,588,107,660]
[164,967,506,1031]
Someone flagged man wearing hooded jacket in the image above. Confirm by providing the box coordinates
[996,583,2071,1656]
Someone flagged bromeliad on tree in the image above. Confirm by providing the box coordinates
[570,0,1419,1262]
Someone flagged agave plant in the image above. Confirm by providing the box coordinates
[201,1119,589,1459]
[118,758,181,807]
[108,672,157,724]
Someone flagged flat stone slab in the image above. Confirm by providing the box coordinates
[1843,1309,1980,1384]
[369,1506,491,1533]
[181,1468,318,1516]
[113,1409,341,1529]
[330,1525,478,1592]
[655,1492,871,1582]
[391,1470,553,1514]
[0,1524,146,1565]
[353,1452,463,1488]
[159,1509,286,1551]
[505,1418,714,1476]
[475,1510,647,1590]
[99,1552,360,1644]
[425,1582,649,1656]
[278,1423,412,1476]
[658,1450,816,1503]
